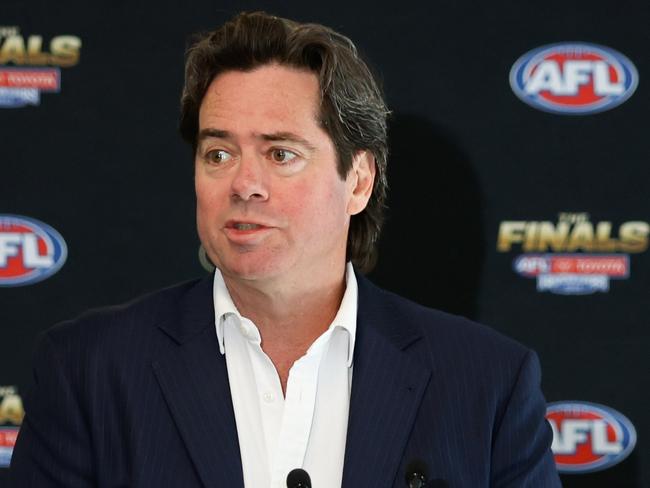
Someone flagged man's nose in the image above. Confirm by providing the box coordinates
[230,154,269,202]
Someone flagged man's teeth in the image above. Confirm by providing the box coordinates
[234,223,261,230]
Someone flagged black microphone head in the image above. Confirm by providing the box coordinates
[286,468,311,488]
[405,459,428,485]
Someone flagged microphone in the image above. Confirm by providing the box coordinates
[286,468,312,488]
[405,459,427,488]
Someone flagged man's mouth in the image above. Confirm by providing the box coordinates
[225,220,270,231]
[233,223,262,230]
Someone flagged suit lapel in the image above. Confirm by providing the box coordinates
[342,274,432,488]
[148,272,430,488]
[152,275,244,488]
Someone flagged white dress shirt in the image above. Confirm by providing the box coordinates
[213,263,357,488]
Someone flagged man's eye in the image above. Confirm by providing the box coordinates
[270,148,298,164]
[205,149,232,164]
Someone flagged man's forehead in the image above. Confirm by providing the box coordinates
[197,65,325,140]
[199,65,321,112]
[208,62,319,87]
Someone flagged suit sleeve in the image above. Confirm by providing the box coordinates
[9,332,96,487]
[490,350,562,487]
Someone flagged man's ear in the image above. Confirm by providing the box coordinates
[347,150,376,216]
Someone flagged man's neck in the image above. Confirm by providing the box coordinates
[221,263,348,392]
[226,268,346,338]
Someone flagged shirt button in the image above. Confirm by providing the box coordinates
[263,392,275,403]
[240,325,256,341]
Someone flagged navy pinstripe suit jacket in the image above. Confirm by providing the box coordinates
[10,272,561,487]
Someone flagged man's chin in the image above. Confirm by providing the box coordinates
[216,255,287,283]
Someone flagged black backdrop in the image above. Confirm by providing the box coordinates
[2,0,649,486]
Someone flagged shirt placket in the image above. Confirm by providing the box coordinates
[249,341,285,470]
[269,352,320,488]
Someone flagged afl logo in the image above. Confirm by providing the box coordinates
[546,401,637,473]
[510,43,638,114]
[0,215,67,286]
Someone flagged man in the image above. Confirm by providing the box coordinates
[10,11,561,488]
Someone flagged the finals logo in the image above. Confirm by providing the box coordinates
[0,386,24,467]
[497,213,649,295]
[0,26,81,108]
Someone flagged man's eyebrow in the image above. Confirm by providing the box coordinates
[197,128,231,142]
[197,129,316,151]
[261,132,316,150]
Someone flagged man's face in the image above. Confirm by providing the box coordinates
[195,63,372,285]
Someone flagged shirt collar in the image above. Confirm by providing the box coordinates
[329,262,358,367]
[213,262,358,367]
[213,268,240,356]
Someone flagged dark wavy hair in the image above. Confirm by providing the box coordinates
[180,11,389,272]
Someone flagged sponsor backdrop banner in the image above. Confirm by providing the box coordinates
[2,1,648,486]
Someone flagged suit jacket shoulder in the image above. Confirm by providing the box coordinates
[357,272,531,377]
[45,276,211,346]
[10,275,229,488]
[348,273,561,487]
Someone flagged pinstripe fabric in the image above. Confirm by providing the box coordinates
[344,277,561,487]
[10,277,241,488]
[9,272,560,487]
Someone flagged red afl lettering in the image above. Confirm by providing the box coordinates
[0,215,67,286]
[546,401,637,473]
[510,43,638,114]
